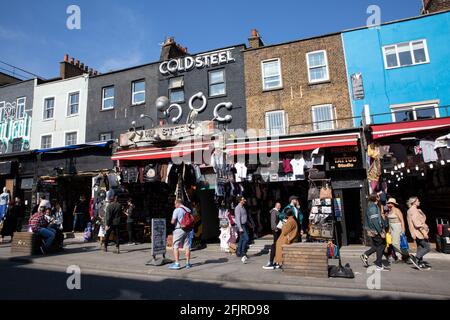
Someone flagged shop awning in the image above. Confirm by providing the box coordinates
[371,117,450,140]
[37,141,113,154]
[226,132,361,156]
[112,141,213,161]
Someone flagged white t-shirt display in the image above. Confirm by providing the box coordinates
[290,158,305,176]
[235,162,248,182]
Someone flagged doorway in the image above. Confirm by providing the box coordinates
[342,188,363,244]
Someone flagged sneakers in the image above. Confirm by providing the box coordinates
[419,263,431,270]
[262,263,275,270]
[169,262,182,270]
[127,242,134,246]
[274,263,281,269]
[360,254,369,267]
[409,254,421,270]
[241,255,248,264]
[185,263,193,269]
[375,265,390,271]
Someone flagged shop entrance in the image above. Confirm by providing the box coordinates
[342,188,364,245]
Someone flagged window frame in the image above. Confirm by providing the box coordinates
[102,86,115,110]
[208,69,226,97]
[43,96,55,121]
[382,39,430,70]
[265,110,287,136]
[131,79,146,106]
[306,50,330,84]
[16,97,26,119]
[390,101,440,122]
[64,131,78,146]
[99,132,113,141]
[311,104,335,132]
[66,91,80,117]
[261,58,283,91]
[40,133,53,149]
[168,76,185,103]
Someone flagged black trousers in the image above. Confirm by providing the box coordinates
[365,234,385,267]
[127,222,135,243]
[269,230,281,264]
[104,225,120,249]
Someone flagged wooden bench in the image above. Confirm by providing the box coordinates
[282,243,328,278]
[11,231,64,255]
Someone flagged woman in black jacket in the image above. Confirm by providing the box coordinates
[0,201,17,243]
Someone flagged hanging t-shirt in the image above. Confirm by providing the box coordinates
[290,158,305,176]
[235,162,247,182]
[420,140,438,163]
[282,159,293,174]
[144,164,161,182]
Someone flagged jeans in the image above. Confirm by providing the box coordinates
[104,225,120,249]
[269,230,280,264]
[73,213,85,231]
[127,222,135,243]
[38,227,56,249]
[237,225,249,257]
[365,234,385,267]
[415,238,431,261]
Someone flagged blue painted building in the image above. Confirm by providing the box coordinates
[342,10,450,125]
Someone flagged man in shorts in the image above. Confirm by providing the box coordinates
[169,199,192,270]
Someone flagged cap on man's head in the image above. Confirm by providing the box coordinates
[289,196,299,202]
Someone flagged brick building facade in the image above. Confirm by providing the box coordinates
[244,30,353,135]
[422,0,450,14]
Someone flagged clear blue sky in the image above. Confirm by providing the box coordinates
[0,0,423,79]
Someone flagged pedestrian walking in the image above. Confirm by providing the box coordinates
[360,193,390,271]
[169,199,193,270]
[73,195,88,232]
[0,201,17,243]
[274,208,298,267]
[263,202,282,270]
[386,198,408,262]
[0,187,10,221]
[125,198,137,245]
[407,197,432,270]
[103,195,122,254]
[235,196,249,264]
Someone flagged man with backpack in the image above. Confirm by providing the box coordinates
[169,199,194,270]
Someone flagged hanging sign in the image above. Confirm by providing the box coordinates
[329,146,362,170]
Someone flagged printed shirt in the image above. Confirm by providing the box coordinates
[29,212,48,233]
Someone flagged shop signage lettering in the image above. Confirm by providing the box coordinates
[0,112,32,149]
[329,147,361,170]
[159,49,235,75]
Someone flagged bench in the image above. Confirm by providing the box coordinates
[11,231,64,255]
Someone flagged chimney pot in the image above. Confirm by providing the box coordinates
[252,29,258,37]
[64,54,69,62]
[70,57,74,64]
[80,62,84,69]
[75,60,80,67]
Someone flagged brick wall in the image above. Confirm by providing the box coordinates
[244,33,353,135]
[424,0,450,13]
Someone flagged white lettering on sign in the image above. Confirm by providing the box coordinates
[0,113,32,144]
[159,49,235,75]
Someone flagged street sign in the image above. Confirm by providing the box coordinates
[151,218,166,257]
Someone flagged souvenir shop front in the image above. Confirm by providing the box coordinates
[224,128,367,247]
[35,141,115,231]
[366,117,450,239]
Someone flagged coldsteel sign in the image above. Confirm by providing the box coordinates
[159,49,235,75]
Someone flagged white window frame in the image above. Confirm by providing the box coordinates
[311,104,335,132]
[99,132,113,141]
[265,110,287,136]
[66,91,80,117]
[43,96,55,121]
[209,69,226,97]
[16,97,26,119]
[132,80,146,105]
[261,58,283,91]
[40,133,53,149]
[64,130,78,146]
[382,39,430,70]
[168,76,185,103]
[390,101,440,122]
[306,50,330,84]
[102,86,115,110]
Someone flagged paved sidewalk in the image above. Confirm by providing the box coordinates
[1,239,450,299]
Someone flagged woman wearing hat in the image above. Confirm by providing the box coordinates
[386,198,406,261]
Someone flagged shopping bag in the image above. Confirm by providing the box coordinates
[400,233,409,251]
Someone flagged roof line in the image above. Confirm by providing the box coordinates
[244,9,450,52]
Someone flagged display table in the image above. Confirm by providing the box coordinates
[282,243,328,278]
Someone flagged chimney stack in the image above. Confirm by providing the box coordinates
[64,54,69,62]
[160,36,189,61]
[248,29,264,49]
[60,54,98,79]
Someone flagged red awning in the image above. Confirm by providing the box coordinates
[112,141,212,161]
[227,132,360,156]
[371,117,450,140]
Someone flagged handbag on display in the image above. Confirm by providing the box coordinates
[309,225,321,237]
[320,184,333,200]
[308,181,320,201]
[308,168,326,180]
